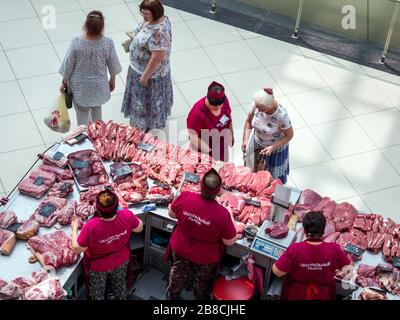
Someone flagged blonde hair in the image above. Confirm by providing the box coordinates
[253,89,274,109]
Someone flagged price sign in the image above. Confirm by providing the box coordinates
[184,172,199,183]
[115,165,132,178]
[38,203,57,217]
[75,133,87,143]
[393,257,400,268]
[153,180,170,190]
[71,160,89,169]
[34,177,45,186]
[344,244,365,257]
[7,222,22,233]
[245,198,261,207]
[137,143,154,152]
[52,152,64,161]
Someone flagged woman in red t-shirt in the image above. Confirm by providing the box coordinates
[186,81,234,162]
[272,211,352,300]
[71,190,143,300]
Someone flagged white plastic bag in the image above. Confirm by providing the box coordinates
[44,94,71,133]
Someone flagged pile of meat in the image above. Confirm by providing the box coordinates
[18,169,56,199]
[355,263,400,295]
[219,163,275,197]
[0,210,17,229]
[0,228,16,255]
[38,152,69,169]
[0,210,40,242]
[68,149,109,187]
[359,287,388,300]
[15,220,40,240]
[29,197,67,227]
[146,185,174,204]
[294,189,400,263]
[24,278,67,300]
[27,230,78,269]
[111,163,148,204]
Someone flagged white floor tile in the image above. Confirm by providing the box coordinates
[31,108,70,145]
[287,176,297,188]
[311,118,376,159]
[0,112,44,153]
[107,32,131,62]
[308,54,369,86]
[361,65,392,78]
[290,161,358,200]
[236,27,263,40]
[289,128,331,169]
[31,0,82,14]
[335,150,400,194]
[177,10,202,21]
[169,85,190,118]
[339,196,371,213]
[381,145,400,175]
[247,37,305,66]
[297,45,324,58]
[79,0,124,9]
[222,68,284,105]
[373,74,400,107]
[205,41,262,74]
[84,4,137,34]
[7,44,60,79]
[0,145,46,193]
[356,109,400,148]
[276,96,307,130]
[230,105,247,130]
[170,21,200,52]
[0,0,36,22]
[0,52,15,82]
[53,40,71,60]
[330,78,393,116]
[102,94,128,124]
[187,18,241,47]
[171,48,218,83]
[361,186,400,219]
[267,60,326,95]
[0,81,28,116]
[287,87,350,125]
[18,73,62,111]
[177,75,239,107]
[0,17,49,50]
[45,11,86,42]
[164,6,183,23]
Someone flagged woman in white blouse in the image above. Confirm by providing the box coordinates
[242,88,294,183]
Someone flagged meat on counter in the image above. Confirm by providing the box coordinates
[18,169,56,199]
[0,210,18,229]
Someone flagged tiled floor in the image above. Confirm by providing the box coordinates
[0,0,400,219]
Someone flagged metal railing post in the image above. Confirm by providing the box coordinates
[292,0,305,39]
[210,0,217,15]
[379,0,400,65]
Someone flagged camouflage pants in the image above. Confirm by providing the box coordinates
[88,260,128,300]
[167,254,217,300]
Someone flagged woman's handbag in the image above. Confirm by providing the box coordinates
[64,83,73,110]
[121,31,134,53]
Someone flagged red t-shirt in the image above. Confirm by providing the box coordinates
[169,192,237,265]
[275,241,350,300]
[187,97,232,162]
[77,209,140,272]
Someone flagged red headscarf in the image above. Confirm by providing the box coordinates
[207,81,225,101]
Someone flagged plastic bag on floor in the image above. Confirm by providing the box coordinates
[44,94,71,133]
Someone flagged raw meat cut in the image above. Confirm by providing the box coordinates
[298,189,322,208]
[323,219,336,239]
[63,125,86,143]
[75,201,95,220]
[29,197,67,227]
[68,149,109,188]
[324,231,341,243]
[38,152,68,168]
[235,221,246,239]
[293,205,312,222]
[360,288,388,300]
[146,186,174,204]
[356,276,380,288]
[266,222,289,239]
[47,181,74,198]
[0,279,23,300]
[12,270,48,290]
[39,164,73,181]
[333,202,358,232]
[0,210,17,229]
[336,231,367,251]
[0,228,16,255]
[23,278,67,300]
[367,231,387,253]
[357,264,376,277]
[16,220,40,240]
[27,230,78,269]
[18,169,56,199]
[218,193,246,217]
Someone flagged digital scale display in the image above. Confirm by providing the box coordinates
[251,238,285,260]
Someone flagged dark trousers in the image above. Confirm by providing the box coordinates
[167,254,217,300]
[88,261,129,300]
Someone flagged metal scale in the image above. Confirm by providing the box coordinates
[249,184,302,298]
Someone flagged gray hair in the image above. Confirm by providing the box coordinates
[253,89,274,108]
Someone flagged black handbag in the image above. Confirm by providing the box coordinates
[64,83,73,109]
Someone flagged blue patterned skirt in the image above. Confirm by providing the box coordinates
[121,67,173,130]
[264,144,290,184]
